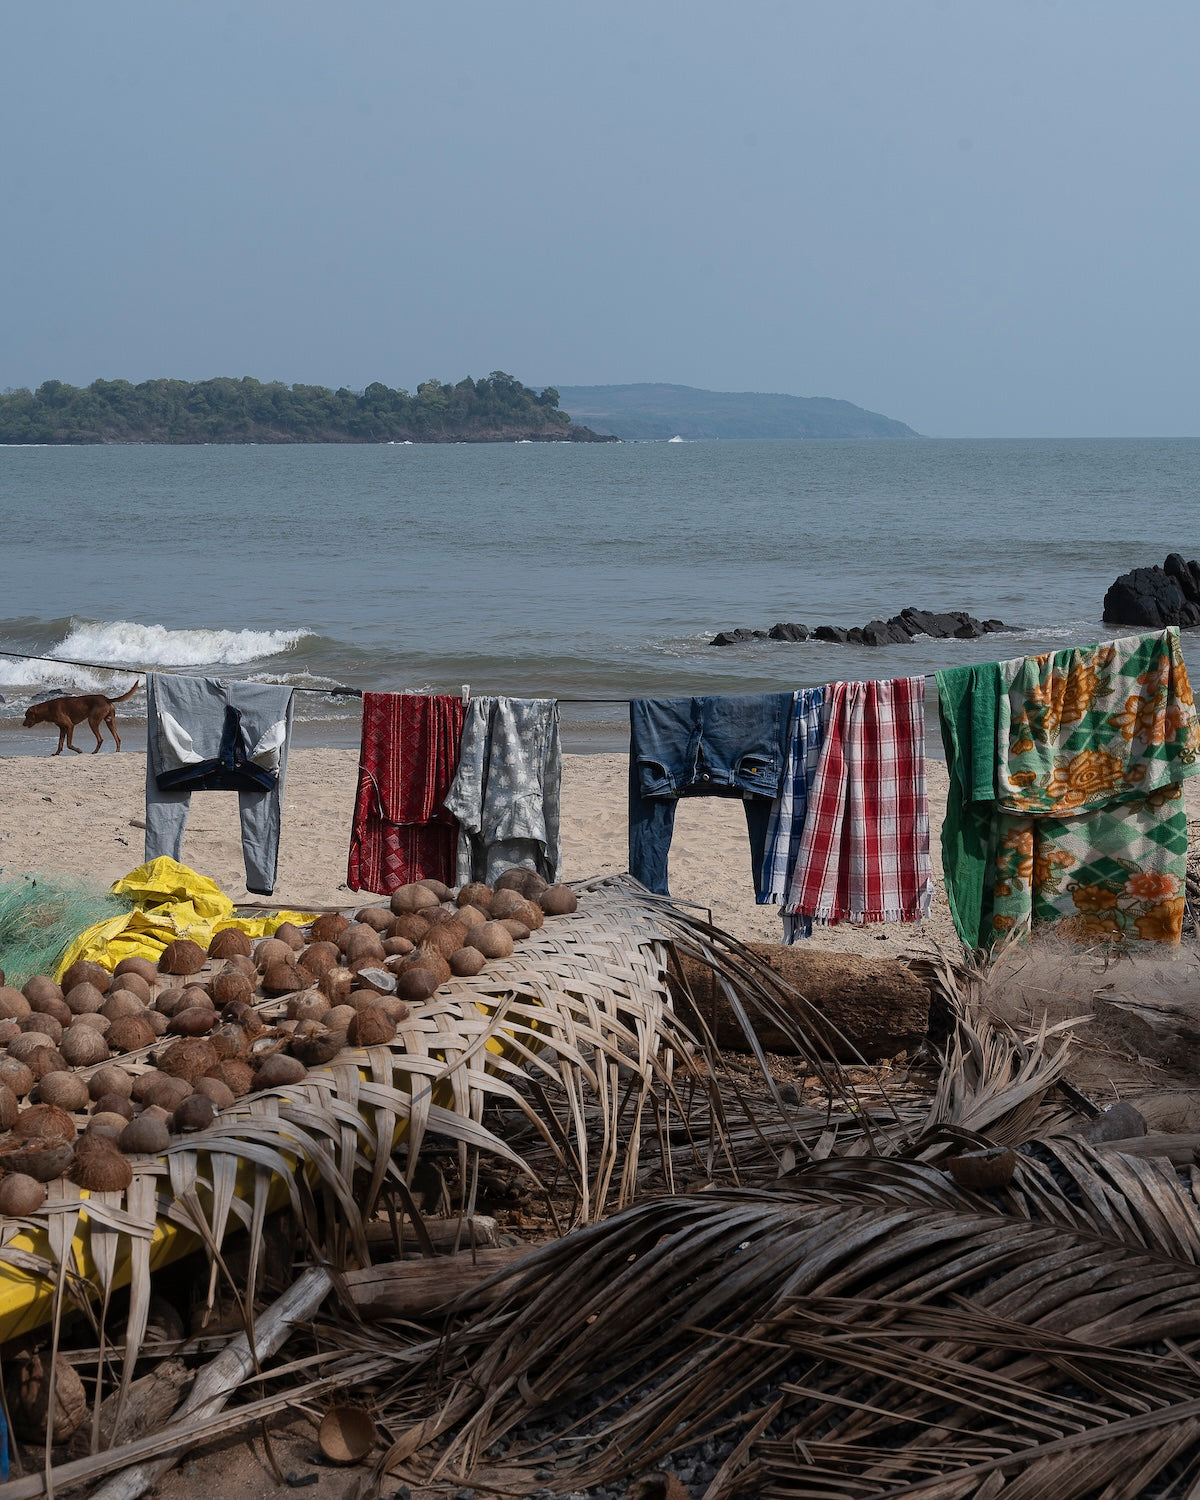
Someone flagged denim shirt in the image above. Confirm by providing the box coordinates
[629,693,792,801]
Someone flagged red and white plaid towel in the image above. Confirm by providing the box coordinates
[785,676,931,926]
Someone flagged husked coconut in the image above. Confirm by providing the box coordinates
[254,937,293,973]
[29,994,72,1027]
[154,988,190,1017]
[389,882,439,915]
[274,920,306,949]
[14,1103,76,1144]
[300,941,340,975]
[409,948,452,987]
[9,1351,88,1442]
[351,966,396,995]
[348,1006,395,1047]
[287,991,330,1023]
[355,906,394,933]
[209,1023,251,1060]
[261,962,305,997]
[73,1013,111,1033]
[59,1025,111,1067]
[0,1139,75,1181]
[494,868,548,899]
[19,1014,63,1044]
[0,1080,19,1128]
[221,953,258,980]
[208,927,252,959]
[65,981,106,1016]
[466,922,515,960]
[22,976,63,1009]
[341,932,386,967]
[382,935,415,957]
[449,947,487,978]
[141,1075,192,1111]
[289,1023,345,1067]
[500,920,531,941]
[106,1014,157,1054]
[61,959,111,995]
[113,955,158,984]
[70,1134,134,1190]
[157,1038,219,1083]
[456,882,494,912]
[0,1172,46,1216]
[419,918,469,958]
[7,1032,53,1063]
[539,884,578,916]
[207,1058,254,1097]
[390,913,431,945]
[118,1114,171,1155]
[0,987,31,1021]
[318,967,353,1005]
[35,1072,89,1113]
[310,912,351,944]
[0,1020,18,1047]
[172,1093,216,1132]
[25,1046,68,1081]
[111,971,152,1004]
[394,968,440,1003]
[88,1063,134,1101]
[101,989,146,1021]
[455,904,486,930]
[168,1005,217,1037]
[211,970,255,1008]
[254,1053,307,1088]
[0,1058,35,1098]
[325,1005,355,1031]
[158,939,207,976]
[193,1075,235,1110]
[91,1093,136,1120]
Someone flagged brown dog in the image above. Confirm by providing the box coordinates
[23,681,140,755]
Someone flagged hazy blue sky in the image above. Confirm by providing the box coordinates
[3,1,1197,437]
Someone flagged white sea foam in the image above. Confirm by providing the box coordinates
[53,620,313,670]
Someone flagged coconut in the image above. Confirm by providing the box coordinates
[341,930,386,965]
[454,903,487,930]
[145,1010,169,1036]
[193,1075,235,1111]
[310,912,351,944]
[254,937,293,973]
[172,1093,216,1133]
[92,1093,136,1121]
[389,882,439,915]
[466,922,515,960]
[221,953,258,980]
[65,981,106,1016]
[489,888,531,920]
[409,948,452,987]
[290,1024,345,1067]
[9,1351,88,1443]
[0,1139,74,1181]
[394,968,440,1003]
[500,919,531,941]
[211,970,255,1009]
[88,1063,134,1102]
[157,1038,219,1083]
[107,1014,157,1055]
[131,1069,165,1103]
[287,991,330,1024]
[0,1172,46,1216]
[495,867,548,899]
[86,1114,128,1141]
[58,1026,110,1067]
[209,1022,251,1060]
[449,947,487,978]
[158,939,207,976]
[14,1103,76,1144]
[391,913,431,946]
[112,971,153,1004]
[35,1072,89,1113]
[300,941,340,975]
[0,1059,35,1098]
[7,1032,51,1063]
[318,967,353,1006]
[355,906,395,933]
[0,1081,19,1129]
[26,1046,68,1081]
[0,987,31,1021]
[456,882,494,911]
[325,1004,356,1032]
[208,927,252,959]
[381,935,415,958]
[347,1006,395,1047]
[74,1012,111,1033]
[141,1075,192,1111]
[113,955,158,984]
[0,1020,19,1047]
[62,959,111,995]
[255,1053,307,1088]
[539,884,578,916]
[351,965,396,996]
[118,1114,171,1155]
[100,990,144,1023]
[19,1013,63,1044]
[512,898,544,931]
[168,1005,217,1037]
[261,963,305,997]
[275,920,307,950]
[207,1058,254,1097]
[22,976,63,1009]
[154,988,190,1018]
[70,1134,135,1191]
[419,918,469,958]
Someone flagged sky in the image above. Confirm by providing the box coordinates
[2,1,1198,438]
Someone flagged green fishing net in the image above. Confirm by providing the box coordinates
[0,876,127,987]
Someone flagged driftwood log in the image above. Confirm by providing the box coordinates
[342,1246,529,1317]
[669,944,931,1060]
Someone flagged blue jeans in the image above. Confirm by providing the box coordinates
[628,694,792,898]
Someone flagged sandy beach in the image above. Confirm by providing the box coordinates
[0,747,958,958]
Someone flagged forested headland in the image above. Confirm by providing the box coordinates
[0,372,614,444]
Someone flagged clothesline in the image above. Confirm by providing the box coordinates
[0,645,947,705]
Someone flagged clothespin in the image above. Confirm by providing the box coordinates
[461,683,470,705]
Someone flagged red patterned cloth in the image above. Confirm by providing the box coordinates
[347,693,466,894]
[785,676,931,925]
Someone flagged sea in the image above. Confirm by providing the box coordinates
[0,437,1197,755]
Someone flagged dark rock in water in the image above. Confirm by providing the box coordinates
[1104,555,1200,628]
[813,625,853,644]
[767,621,809,641]
[862,617,916,647]
[713,607,1013,647]
[710,627,767,646]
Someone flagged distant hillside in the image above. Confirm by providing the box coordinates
[0,373,614,444]
[555,383,919,440]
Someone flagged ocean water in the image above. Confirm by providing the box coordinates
[0,438,1197,753]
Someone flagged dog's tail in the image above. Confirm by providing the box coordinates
[109,681,141,703]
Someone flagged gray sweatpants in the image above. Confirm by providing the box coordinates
[144,674,295,895]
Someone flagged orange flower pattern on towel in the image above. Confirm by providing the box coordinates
[989,629,1198,948]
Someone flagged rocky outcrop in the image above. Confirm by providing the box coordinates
[1103,554,1200,629]
[711,607,1011,648]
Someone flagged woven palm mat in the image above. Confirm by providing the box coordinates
[0,874,716,1362]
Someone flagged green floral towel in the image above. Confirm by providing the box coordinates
[991,629,1199,945]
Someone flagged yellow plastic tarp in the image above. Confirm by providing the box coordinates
[54,857,317,980]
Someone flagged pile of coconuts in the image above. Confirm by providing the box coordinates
[0,871,578,1217]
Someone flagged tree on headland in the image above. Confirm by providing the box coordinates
[0,372,612,444]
